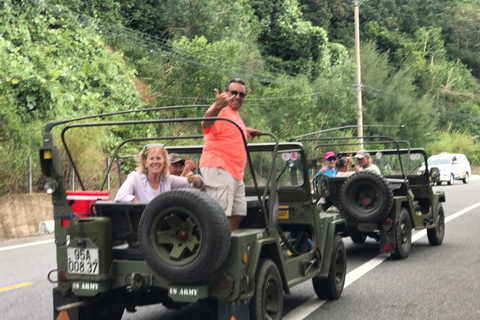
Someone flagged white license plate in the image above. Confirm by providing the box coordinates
[67,248,99,275]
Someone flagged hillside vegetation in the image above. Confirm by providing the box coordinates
[1,0,479,193]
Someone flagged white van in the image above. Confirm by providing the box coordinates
[419,153,471,185]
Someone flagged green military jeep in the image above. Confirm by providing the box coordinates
[40,113,347,320]
[293,132,446,259]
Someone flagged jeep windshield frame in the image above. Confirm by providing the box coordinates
[290,129,414,183]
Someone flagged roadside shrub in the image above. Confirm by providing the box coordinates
[424,127,480,164]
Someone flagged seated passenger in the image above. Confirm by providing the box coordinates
[316,151,337,179]
[347,150,381,175]
[169,153,197,177]
[115,144,203,202]
[336,158,355,177]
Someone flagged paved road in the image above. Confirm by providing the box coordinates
[1,180,479,319]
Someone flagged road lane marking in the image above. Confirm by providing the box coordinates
[0,239,54,252]
[445,202,480,223]
[283,254,390,320]
[0,282,33,292]
[284,201,480,320]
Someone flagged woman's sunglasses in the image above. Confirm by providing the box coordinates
[326,157,337,161]
[144,143,164,149]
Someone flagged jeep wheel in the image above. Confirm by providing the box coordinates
[312,235,346,299]
[427,204,445,245]
[250,259,283,320]
[340,172,394,223]
[350,232,367,244]
[138,189,231,283]
[462,173,469,184]
[391,209,412,259]
[447,174,454,185]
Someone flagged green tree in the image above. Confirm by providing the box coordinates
[425,127,480,164]
[441,1,480,77]
[0,0,144,193]
[248,0,343,77]
[360,42,436,146]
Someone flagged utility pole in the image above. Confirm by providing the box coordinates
[354,0,364,148]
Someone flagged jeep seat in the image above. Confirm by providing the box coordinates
[93,201,147,241]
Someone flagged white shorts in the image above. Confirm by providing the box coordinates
[200,167,247,217]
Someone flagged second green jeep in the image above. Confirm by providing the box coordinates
[300,134,446,259]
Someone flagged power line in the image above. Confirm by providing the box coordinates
[440,110,480,122]
[26,0,309,87]
[0,76,332,102]
[2,0,360,101]
[13,0,477,113]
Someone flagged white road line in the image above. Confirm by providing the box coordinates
[445,202,480,223]
[284,202,480,320]
[0,239,54,252]
[2,202,480,317]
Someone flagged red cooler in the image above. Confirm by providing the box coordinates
[66,191,109,217]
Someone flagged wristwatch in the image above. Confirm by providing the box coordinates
[351,164,356,168]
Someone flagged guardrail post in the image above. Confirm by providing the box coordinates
[106,157,110,190]
[70,163,75,190]
[116,159,123,185]
[27,156,32,194]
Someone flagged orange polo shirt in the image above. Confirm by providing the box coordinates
[199,104,247,180]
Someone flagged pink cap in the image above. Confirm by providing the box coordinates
[324,151,335,159]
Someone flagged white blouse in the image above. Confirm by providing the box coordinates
[114,171,201,202]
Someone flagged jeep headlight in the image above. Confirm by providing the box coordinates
[43,179,57,194]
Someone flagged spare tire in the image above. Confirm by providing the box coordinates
[340,171,394,223]
[138,189,231,283]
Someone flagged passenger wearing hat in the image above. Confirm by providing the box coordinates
[336,158,354,177]
[115,145,203,203]
[347,150,381,175]
[169,153,196,177]
[316,151,337,179]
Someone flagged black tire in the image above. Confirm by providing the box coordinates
[250,259,283,320]
[427,204,445,245]
[340,171,394,223]
[312,235,346,299]
[79,290,125,320]
[447,174,454,185]
[138,189,231,283]
[462,172,469,184]
[436,181,442,186]
[391,209,412,259]
[350,232,367,244]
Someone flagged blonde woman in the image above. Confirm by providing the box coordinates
[115,144,203,202]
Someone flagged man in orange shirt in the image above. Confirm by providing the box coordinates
[200,79,262,230]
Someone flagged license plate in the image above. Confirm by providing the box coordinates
[67,248,99,275]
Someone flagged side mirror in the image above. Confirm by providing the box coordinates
[307,158,317,170]
[315,175,330,197]
[429,167,440,182]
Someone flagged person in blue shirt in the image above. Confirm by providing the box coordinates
[316,151,337,178]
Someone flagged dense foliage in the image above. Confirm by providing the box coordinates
[1,0,479,193]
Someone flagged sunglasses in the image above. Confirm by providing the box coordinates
[227,90,247,98]
[327,157,337,161]
[143,143,165,159]
[145,143,164,149]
